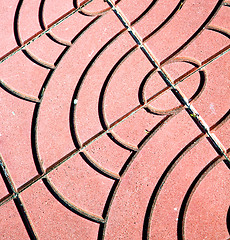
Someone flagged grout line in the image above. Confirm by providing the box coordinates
[0,155,38,239]
[105,0,230,163]
[0,0,93,65]
[0,0,229,207]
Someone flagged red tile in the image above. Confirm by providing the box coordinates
[0,90,38,188]
[0,51,49,98]
[0,0,229,239]
[21,180,100,239]
[48,153,114,216]
[0,1,18,57]
[0,200,29,240]
[144,0,220,62]
[192,54,230,126]
[104,110,201,239]
[185,160,230,239]
[148,139,217,239]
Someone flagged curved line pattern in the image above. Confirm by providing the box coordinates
[207,25,230,38]
[98,114,176,239]
[14,0,55,69]
[31,17,110,223]
[177,148,230,240]
[75,0,122,17]
[34,0,229,233]
[0,0,229,239]
[227,206,230,235]
[160,0,225,65]
[143,109,230,239]
[139,57,207,115]
[72,0,188,152]
[0,79,40,103]
[39,0,72,47]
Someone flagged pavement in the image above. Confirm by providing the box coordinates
[0,0,230,239]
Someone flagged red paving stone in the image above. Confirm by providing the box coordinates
[0,0,229,239]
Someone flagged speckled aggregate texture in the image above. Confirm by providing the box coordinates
[0,0,230,239]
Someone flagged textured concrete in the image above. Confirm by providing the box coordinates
[0,0,229,239]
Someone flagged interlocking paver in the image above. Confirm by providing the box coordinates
[0,0,229,239]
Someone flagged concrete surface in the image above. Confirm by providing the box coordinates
[0,0,229,239]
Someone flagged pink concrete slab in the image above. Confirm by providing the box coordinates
[0,0,230,239]
[85,133,131,173]
[103,112,204,239]
[148,139,218,239]
[185,160,230,239]
[0,200,29,240]
[0,90,38,188]
[48,153,114,216]
[192,55,230,127]
[0,1,18,58]
[143,0,221,62]
[0,50,49,99]
[21,180,100,240]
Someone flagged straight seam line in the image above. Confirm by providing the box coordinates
[0,0,94,64]
[105,0,229,162]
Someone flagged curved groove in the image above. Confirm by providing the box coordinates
[80,151,120,180]
[39,0,72,46]
[14,0,55,69]
[139,57,207,115]
[107,132,138,151]
[142,110,230,239]
[143,133,205,240]
[160,0,225,65]
[98,114,175,239]
[207,25,230,38]
[71,0,186,152]
[76,0,122,17]
[143,0,186,42]
[0,79,40,103]
[22,49,55,69]
[43,177,104,223]
[227,206,230,235]
[70,28,127,151]
[131,0,159,25]
[98,46,138,151]
[177,148,230,240]
[210,109,230,131]
[31,17,107,223]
